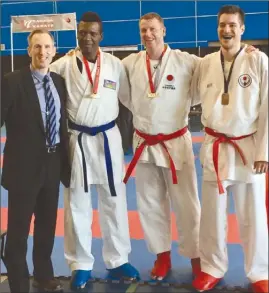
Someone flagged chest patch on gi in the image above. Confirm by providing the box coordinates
[162,74,176,90]
[103,79,116,90]
[238,74,252,88]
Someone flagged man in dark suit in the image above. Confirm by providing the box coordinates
[1,29,70,293]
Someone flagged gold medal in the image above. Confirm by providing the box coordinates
[146,47,167,100]
[148,92,158,98]
[221,93,229,105]
[220,47,243,107]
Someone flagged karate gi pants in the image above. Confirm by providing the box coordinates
[199,177,268,282]
[64,183,131,271]
[136,162,201,258]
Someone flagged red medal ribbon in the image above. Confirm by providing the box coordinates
[82,50,101,95]
[146,46,167,94]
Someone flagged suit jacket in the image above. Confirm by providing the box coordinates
[1,66,71,190]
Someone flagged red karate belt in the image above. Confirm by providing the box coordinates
[123,126,188,184]
[205,127,254,194]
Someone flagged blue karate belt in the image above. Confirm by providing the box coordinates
[68,120,117,196]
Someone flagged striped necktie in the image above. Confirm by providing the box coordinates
[43,75,56,146]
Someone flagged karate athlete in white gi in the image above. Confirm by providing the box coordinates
[190,5,268,293]
[119,12,202,280]
[50,12,139,290]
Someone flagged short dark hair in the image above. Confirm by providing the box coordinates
[218,5,245,25]
[79,11,103,32]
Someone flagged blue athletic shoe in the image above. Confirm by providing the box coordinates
[70,270,92,290]
[107,263,140,280]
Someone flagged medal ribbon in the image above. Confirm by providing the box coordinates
[146,45,167,94]
[220,46,243,94]
[83,50,101,95]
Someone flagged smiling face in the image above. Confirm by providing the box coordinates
[28,32,56,73]
[139,17,166,50]
[218,13,245,50]
[77,21,103,56]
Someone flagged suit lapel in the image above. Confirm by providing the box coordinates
[21,67,45,134]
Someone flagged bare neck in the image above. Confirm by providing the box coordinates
[147,43,165,60]
[82,48,99,63]
[221,44,242,62]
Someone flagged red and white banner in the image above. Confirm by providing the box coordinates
[11,13,77,33]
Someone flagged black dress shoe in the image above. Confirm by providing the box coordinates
[32,278,63,292]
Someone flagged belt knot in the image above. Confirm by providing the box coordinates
[123,126,188,185]
[204,127,254,195]
[147,134,165,145]
[218,135,228,143]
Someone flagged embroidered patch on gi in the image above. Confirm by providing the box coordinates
[207,83,213,88]
[103,79,116,90]
[238,74,252,88]
[166,74,174,82]
[163,74,176,90]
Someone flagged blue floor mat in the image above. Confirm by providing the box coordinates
[1,237,249,289]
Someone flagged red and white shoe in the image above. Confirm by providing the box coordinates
[191,258,201,276]
[151,251,171,280]
[252,280,268,293]
[192,272,222,292]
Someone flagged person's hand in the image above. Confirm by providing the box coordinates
[244,44,259,53]
[254,161,268,174]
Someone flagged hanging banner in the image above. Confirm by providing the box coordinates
[11,13,77,33]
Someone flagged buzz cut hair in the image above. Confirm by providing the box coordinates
[79,11,103,32]
[140,12,164,25]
